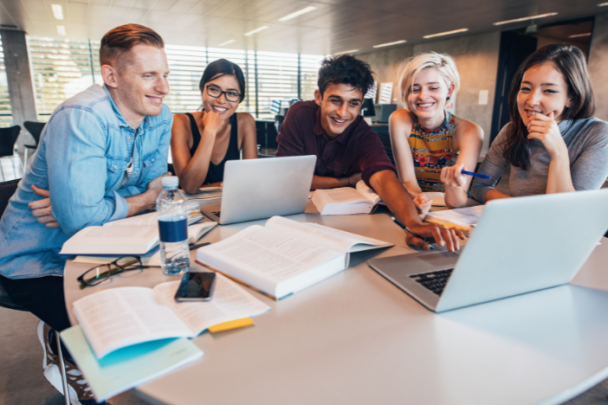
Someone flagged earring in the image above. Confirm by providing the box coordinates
[446,96,450,101]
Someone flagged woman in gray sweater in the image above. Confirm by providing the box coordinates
[471,44,608,203]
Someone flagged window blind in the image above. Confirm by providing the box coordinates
[28,36,322,119]
[0,38,12,127]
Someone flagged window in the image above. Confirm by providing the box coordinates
[28,37,100,120]
[0,38,11,127]
[27,36,323,119]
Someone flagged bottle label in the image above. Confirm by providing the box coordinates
[158,215,188,243]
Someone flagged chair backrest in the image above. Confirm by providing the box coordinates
[0,179,19,219]
[0,277,25,311]
[0,125,21,158]
[270,99,282,115]
[23,121,46,146]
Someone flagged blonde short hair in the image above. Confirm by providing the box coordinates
[398,52,460,111]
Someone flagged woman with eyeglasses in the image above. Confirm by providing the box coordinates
[172,59,258,194]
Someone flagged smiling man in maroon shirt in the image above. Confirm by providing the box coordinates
[276,55,463,251]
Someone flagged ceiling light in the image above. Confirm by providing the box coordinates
[373,40,407,48]
[598,2,608,5]
[279,6,317,21]
[569,33,592,38]
[245,26,269,36]
[334,49,359,55]
[218,39,236,46]
[52,4,64,20]
[423,28,468,39]
[493,12,558,26]
[57,25,65,35]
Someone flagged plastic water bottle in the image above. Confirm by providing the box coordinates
[156,176,190,276]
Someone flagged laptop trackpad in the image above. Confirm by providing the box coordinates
[417,251,459,269]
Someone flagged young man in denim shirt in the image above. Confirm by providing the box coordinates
[0,24,171,404]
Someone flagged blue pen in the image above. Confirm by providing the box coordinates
[461,170,490,179]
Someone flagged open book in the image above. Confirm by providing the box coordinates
[73,273,269,358]
[196,216,393,300]
[425,205,485,236]
[61,212,216,255]
[311,180,384,215]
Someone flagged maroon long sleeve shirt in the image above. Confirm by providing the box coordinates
[276,100,396,186]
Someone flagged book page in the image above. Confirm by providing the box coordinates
[104,212,158,227]
[60,226,159,255]
[73,287,192,358]
[425,205,485,228]
[265,216,391,253]
[355,180,382,205]
[153,274,270,335]
[198,225,343,285]
[316,187,369,204]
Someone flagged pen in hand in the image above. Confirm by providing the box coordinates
[461,170,490,179]
[390,216,434,250]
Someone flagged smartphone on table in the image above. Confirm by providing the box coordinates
[174,271,216,301]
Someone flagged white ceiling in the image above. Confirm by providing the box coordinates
[0,0,605,55]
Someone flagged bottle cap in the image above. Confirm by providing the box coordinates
[162,176,179,188]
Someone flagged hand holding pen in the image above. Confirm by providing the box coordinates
[441,163,489,189]
[391,216,465,252]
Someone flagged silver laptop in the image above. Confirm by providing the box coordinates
[201,155,316,225]
[368,189,608,312]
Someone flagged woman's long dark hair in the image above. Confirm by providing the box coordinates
[502,44,595,170]
[199,59,246,103]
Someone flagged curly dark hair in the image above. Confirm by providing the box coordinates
[502,44,595,170]
[317,55,375,97]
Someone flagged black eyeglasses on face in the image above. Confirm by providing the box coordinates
[77,256,150,289]
[205,85,241,102]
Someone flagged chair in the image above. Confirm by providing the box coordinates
[23,121,46,170]
[270,100,282,116]
[0,178,20,218]
[0,126,21,180]
[0,179,70,405]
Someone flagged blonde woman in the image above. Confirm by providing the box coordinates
[389,52,483,215]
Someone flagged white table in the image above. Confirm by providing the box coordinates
[64,213,608,405]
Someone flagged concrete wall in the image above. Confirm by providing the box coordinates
[1,29,38,152]
[589,13,608,122]
[358,31,501,154]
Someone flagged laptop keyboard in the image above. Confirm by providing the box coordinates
[409,269,454,296]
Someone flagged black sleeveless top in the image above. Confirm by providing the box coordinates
[186,112,240,185]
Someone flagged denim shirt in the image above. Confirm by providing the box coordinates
[0,84,172,279]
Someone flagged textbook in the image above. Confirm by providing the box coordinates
[424,205,485,236]
[311,181,384,215]
[61,212,216,255]
[72,274,270,359]
[60,325,202,402]
[196,216,393,300]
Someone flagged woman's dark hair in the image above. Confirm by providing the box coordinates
[317,55,375,97]
[502,44,595,170]
[199,59,246,102]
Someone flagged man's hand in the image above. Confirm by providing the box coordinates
[347,172,362,187]
[413,193,432,219]
[29,185,59,228]
[146,172,170,195]
[405,223,465,252]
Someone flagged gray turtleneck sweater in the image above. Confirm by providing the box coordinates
[471,117,608,203]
